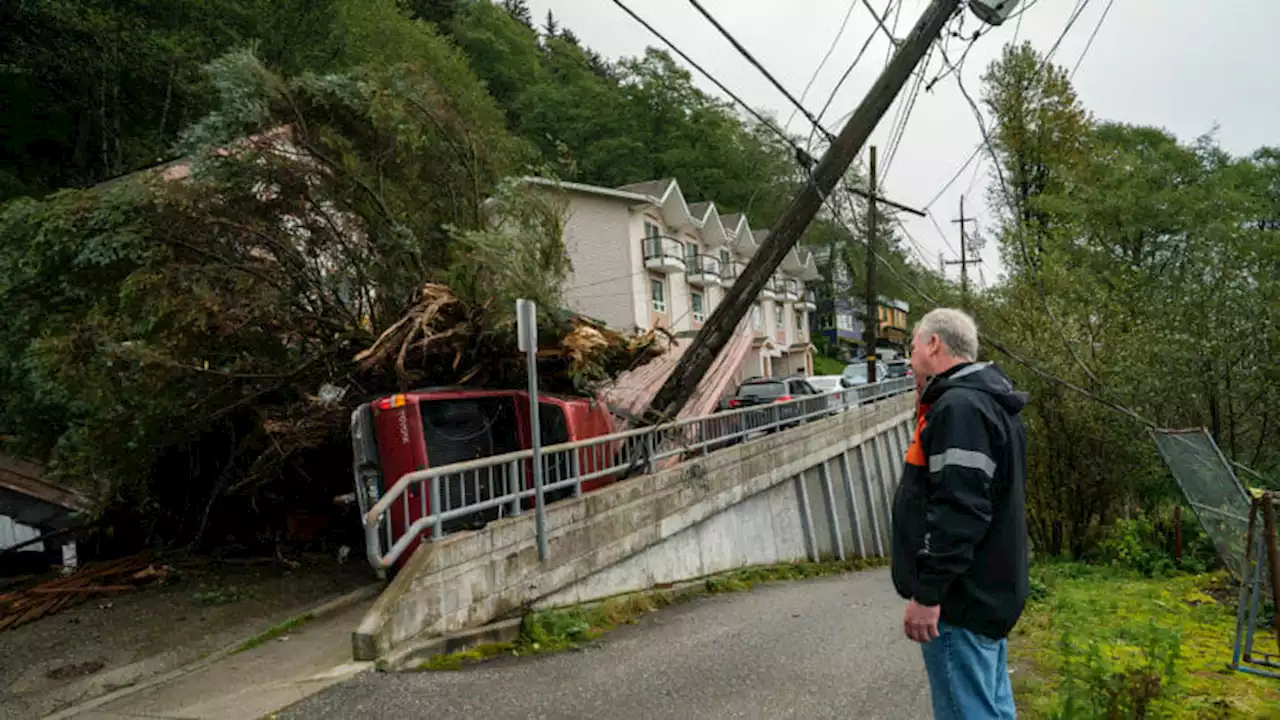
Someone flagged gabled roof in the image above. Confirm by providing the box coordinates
[521,176,817,279]
[617,178,675,197]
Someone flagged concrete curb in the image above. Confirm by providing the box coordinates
[378,562,891,673]
[43,582,383,720]
[377,617,526,672]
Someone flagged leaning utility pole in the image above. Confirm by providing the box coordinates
[647,0,965,422]
[863,146,880,383]
[944,195,979,307]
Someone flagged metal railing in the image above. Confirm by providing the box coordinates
[687,254,722,277]
[781,279,800,300]
[642,236,685,263]
[361,377,914,571]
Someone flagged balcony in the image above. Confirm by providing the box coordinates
[802,289,817,312]
[687,254,722,287]
[643,236,686,273]
[758,276,778,301]
[722,261,745,286]
[780,279,800,302]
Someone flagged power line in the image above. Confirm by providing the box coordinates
[883,0,905,66]
[861,0,898,45]
[920,0,1081,213]
[811,0,895,152]
[783,1,860,134]
[615,0,1166,442]
[923,144,982,211]
[927,209,960,257]
[818,178,1158,431]
[686,0,835,141]
[1070,0,1117,80]
[608,0,816,166]
[881,42,935,178]
[938,10,1103,387]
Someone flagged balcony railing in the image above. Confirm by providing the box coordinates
[760,275,780,300]
[642,236,686,273]
[722,261,745,284]
[687,254,722,287]
[802,289,817,311]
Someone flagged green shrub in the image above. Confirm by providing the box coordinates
[1053,619,1183,719]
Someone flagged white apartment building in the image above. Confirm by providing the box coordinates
[525,177,822,380]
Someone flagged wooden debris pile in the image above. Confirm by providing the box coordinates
[0,553,174,631]
[353,283,671,396]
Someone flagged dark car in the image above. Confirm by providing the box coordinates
[884,359,912,380]
[723,377,824,433]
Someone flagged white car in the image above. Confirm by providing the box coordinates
[808,375,854,412]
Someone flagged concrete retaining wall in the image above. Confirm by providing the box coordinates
[353,394,914,661]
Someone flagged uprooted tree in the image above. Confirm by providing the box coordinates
[0,48,664,553]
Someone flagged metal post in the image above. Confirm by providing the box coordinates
[1261,498,1280,649]
[839,452,866,558]
[430,475,442,540]
[795,475,820,563]
[508,458,522,517]
[517,299,549,562]
[818,461,846,561]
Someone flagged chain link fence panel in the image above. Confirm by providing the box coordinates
[1149,428,1254,580]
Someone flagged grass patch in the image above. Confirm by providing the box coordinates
[235,612,315,653]
[418,642,517,670]
[1010,563,1280,719]
[417,557,888,671]
[813,354,845,376]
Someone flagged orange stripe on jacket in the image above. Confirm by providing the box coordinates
[905,402,931,467]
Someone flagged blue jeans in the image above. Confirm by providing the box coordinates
[920,621,1016,719]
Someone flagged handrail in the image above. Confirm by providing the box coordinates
[642,236,685,260]
[361,376,914,570]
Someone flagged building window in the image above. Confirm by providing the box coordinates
[774,302,785,329]
[795,309,805,333]
[691,292,705,323]
[644,220,661,239]
[685,241,698,266]
[651,278,666,314]
[752,305,762,330]
[837,313,854,331]
[719,249,731,267]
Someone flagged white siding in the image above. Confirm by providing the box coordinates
[559,192,637,331]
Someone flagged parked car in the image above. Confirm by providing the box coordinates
[722,376,823,433]
[884,359,912,380]
[807,374,855,413]
[842,360,889,386]
[351,387,620,572]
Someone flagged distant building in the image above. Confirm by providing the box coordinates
[808,246,911,360]
[524,177,821,380]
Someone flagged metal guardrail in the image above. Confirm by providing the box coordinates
[361,377,914,570]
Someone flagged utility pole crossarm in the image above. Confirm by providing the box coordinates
[645,0,964,422]
[945,195,980,307]
[845,186,926,217]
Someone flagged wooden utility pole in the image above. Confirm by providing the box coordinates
[647,0,963,421]
[944,195,979,307]
[863,146,880,382]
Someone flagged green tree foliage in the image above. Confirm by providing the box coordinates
[0,0,343,201]
[0,42,562,547]
[0,0,939,550]
[976,42,1280,557]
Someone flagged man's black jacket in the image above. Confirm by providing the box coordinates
[891,362,1030,640]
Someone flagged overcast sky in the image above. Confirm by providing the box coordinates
[523,0,1280,287]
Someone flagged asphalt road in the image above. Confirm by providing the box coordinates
[280,568,932,719]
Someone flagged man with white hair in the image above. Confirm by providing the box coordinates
[891,308,1029,719]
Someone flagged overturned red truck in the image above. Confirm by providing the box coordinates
[349,387,622,571]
